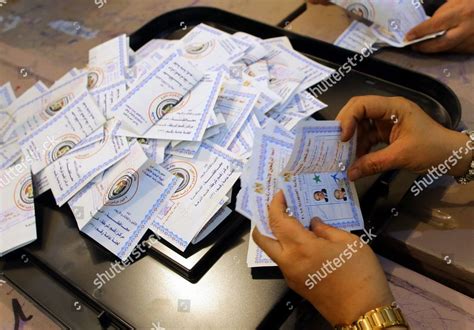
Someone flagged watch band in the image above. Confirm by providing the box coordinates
[455,130,474,184]
[335,305,409,330]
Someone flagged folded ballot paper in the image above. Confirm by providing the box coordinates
[332,0,445,53]
[0,23,364,265]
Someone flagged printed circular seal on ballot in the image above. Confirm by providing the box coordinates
[104,169,139,206]
[183,40,216,59]
[148,92,189,124]
[164,161,198,200]
[15,174,34,211]
[46,134,81,163]
[346,0,375,21]
[42,94,74,119]
[86,67,104,90]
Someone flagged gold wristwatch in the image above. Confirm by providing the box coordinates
[335,305,409,330]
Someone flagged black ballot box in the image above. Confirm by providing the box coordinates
[0,7,461,329]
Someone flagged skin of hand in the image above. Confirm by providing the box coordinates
[307,0,331,5]
[253,191,394,326]
[406,0,474,53]
[336,96,472,181]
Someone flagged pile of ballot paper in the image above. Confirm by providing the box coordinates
[0,22,366,267]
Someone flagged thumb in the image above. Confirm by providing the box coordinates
[268,191,310,245]
[406,7,455,41]
[348,142,404,180]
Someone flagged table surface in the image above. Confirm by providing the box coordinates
[1,1,473,328]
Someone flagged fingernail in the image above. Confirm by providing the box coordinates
[348,167,360,181]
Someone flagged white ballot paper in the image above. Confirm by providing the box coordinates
[0,82,15,108]
[334,21,380,53]
[177,23,247,72]
[247,227,276,267]
[141,71,225,141]
[69,143,180,260]
[244,120,296,238]
[209,83,260,148]
[112,52,203,136]
[151,142,244,251]
[279,121,364,232]
[47,123,130,206]
[0,164,36,256]
[19,91,106,174]
[331,0,444,48]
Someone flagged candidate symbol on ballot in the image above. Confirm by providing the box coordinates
[105,170,139,206]
[49,138,79,162]
[184,41,215,59]
[346,1,374,21]
[87,68,103,89]
[44,94,73,117]
[15,175,34,211]
[164,161,198,200]
[148,92,187,123]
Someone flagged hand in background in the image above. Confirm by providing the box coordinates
[307,0,331,5]
[406,0,474,53]
[336,96,471,181]
[253,191,394,326]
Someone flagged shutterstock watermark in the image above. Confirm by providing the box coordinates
[93,233,160,289]
[305,227,377,290]
[411,139,474,196]
[0,135,57,188]
[94,0,107,9]
[308,42,377,98]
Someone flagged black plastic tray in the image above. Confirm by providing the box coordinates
[2,6,461,329]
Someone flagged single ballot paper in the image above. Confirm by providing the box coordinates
[177,23,247,71]
[142,71,225,142]
[151,141,244,251]
[247,227,277,268]
[19,91,106,174]
[69,143,181,260]
[209,83,260,149]
[279,120,364,233]
[246,120,295,238]
[334,21,380,53]
[111,52,203,136]
[46,123,130,206]
[0,164,36,256]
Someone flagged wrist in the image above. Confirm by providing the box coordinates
[334,304,409,330]
[324,294,394,326]
[444,130,472,177]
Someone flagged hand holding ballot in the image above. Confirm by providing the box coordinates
[311,0,474,53]
[406,0,474,53]
[336,96,472,181]
[252,191,394,327]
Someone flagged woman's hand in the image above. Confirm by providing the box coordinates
[253,191,394,326]
[406,0,474,53]
[336,96,472,181]
[307,0,331,5]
